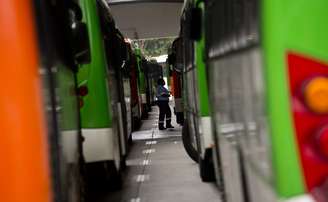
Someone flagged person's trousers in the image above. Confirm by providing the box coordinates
[157,100,171,126]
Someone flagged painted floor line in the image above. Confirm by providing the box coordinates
[141,160,151,165]
[130,197,141,202]
[145,140,157,145]
[142,149,156,154]
[136,174,150,182]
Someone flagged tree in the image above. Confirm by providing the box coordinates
[132,37,175,58]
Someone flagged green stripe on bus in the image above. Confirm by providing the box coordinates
[78,0,112,128]
[262,0,306,196]
[195,2,210,117]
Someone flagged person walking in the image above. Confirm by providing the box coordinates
[156,78,174,130]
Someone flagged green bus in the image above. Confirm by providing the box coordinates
[181,0,328,201]
[170,0,216,182]
[97,0,134,167]
[34,0,90,201]
[135,48,149,119]
[77,0,125,188]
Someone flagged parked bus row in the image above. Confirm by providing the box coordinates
[169,0,328,202]
[0,0,162,201]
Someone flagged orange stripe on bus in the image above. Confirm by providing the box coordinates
[0,1,52,202]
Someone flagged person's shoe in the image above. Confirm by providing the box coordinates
[159,125,166,130]
[166,124,174,129]
[159,123,166,130]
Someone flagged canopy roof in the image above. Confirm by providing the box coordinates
[107,0,183,39]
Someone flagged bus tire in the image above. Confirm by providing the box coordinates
[182,121,199,163]
[132,116,141,131]
[85,161,122,192]
[120,155,127,170]
[175,111,184,125]
[200,148,216,182]
[128,133,133,145]
[105,160,123,191]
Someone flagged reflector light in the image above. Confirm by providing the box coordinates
[287,52,328,193]
[304,77,328,114]
[78,85,88,96]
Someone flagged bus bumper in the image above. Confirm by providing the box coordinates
[81,128,114,162]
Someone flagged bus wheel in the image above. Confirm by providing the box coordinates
[200,148,216,182]
[120,154,127,170]
[85,161,122,192]
[104,160,123,191]
[182,121,199,163]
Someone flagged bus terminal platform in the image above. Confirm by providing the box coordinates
[90,106,221,202]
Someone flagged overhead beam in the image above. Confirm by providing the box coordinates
[107,0,183,5]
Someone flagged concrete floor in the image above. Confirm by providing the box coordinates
[92,106,221,202]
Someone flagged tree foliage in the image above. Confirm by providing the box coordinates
[132,37,175,58]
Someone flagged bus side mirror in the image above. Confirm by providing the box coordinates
[72,22,91,64]
[189,7,202,41]
[69,1,91,65]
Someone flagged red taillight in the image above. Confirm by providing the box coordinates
[78,85,88,96]
[316,127,328,158]
[287,52,328,197]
